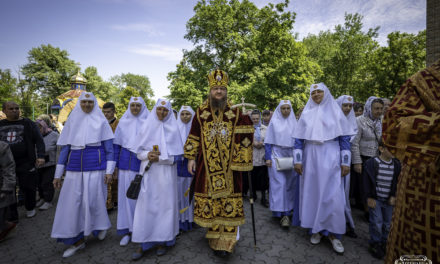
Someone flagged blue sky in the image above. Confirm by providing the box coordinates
[0,0,426,100]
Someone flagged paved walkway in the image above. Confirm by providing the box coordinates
[0,193,383,264]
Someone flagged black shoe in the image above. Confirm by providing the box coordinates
[261,199,269,208]
[369,243,384,259]
[7,218,18,224]
[214,250,229,257]
[345,227,357,238]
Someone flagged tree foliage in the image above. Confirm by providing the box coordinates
[0,69,18,103]
[20,44,79,100]
[110,73,155,108]
[303,13,380,101]
[168,0,320,111]
[303,14,426,102]
[367,30,426,99]
[83,66,118,102]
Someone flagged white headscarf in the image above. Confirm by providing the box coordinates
[57,92,114,147]
[363,96,380,120]
[363,96,382,135]
[177,105,195,144]
[336,95,358,135]
[136,99,183,159]
[293,83,356,142]
[264,100,297,147]
[114,97,150,152]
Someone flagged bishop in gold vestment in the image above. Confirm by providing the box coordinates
[184,69,253,254]
[383,60,440,264]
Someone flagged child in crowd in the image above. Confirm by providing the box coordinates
[362,141,400,259]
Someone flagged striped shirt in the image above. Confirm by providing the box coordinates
[375,157,394,200]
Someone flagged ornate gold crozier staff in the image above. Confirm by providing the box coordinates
[231,97,257,248]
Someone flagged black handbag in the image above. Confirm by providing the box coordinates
[126,174,143,200]
[127,145,158,200]
[126,161,152,200]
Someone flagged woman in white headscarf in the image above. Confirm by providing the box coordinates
[51,92,116,258]
[264,100,298,228]
[176,105,195,232]
[336,95,358,238]
[113,97,149,246]
[131,99,183,260]
[293,83,356,255]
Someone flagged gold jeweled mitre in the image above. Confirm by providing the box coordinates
[208,69,229,88]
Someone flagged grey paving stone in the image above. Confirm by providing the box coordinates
[0,193,383,264]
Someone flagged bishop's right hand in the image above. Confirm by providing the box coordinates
[188,159,196,175]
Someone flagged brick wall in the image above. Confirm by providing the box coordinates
[427,0,440,66]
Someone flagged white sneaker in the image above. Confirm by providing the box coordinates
[280,216,290,227]
[97,230,107,240]
[36,199,45,207]
[120,235,130,246]
[26,209,36,218]
[329,237,344,254]
[310,233,322,245]
[62,242,85,258]
[39,202,53,210]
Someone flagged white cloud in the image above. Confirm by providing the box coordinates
[111,23,163,36]
[128,44,184,61]
[290,0,425,45]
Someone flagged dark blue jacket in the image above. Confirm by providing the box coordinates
[362,157,401,202]
[58,139,114,172]
[114,144,141,172]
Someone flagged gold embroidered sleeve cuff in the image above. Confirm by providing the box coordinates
[231,136,253,171]
[184,134,200,159]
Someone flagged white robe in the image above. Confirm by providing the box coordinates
[299,140,346,235]
[268,145,296,213]
[51,170,110,238]
[131,158,179,243]
[117,169,137,233]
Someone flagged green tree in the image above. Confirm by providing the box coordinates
[168,0,320,111]
[367,30,426,98]
[83,66,118,102]
[21,44,79,100]
[303,13,379,101]
[111,73,154,105]
[0,69,18,103]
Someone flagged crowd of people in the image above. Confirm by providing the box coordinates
[0,62,439,263]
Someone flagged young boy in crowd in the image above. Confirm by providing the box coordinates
[362,141,401,259]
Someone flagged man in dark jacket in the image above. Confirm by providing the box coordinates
[362,141,401,260]
[0,101,45,221]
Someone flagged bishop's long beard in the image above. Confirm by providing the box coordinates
[209,94,227,112]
